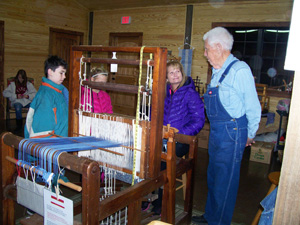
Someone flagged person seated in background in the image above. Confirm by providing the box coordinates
[80,67,113,114]
[3,69,37,131]
[148,60,205,215]
[24,55,68,138]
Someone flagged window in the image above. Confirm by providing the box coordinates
[227,27,293,88]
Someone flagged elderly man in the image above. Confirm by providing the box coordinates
[192,27,261,225]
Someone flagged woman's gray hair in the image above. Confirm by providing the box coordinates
[203,27,234,51]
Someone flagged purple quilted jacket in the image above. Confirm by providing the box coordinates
[163,77,205,136]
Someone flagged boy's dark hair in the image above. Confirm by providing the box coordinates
[44,55,68,77]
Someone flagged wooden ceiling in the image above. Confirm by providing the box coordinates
[75,0,248,10]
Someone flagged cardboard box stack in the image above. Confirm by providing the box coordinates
[250,141,275,164]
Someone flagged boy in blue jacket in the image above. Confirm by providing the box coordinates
[25,55,68,138]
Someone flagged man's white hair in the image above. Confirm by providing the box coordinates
[203,27,234,51]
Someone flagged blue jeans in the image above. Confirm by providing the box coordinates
[161,141,189,170]
[13,103,30,120]
[258,187,278,225]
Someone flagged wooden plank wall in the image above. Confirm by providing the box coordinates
[0,0,293,91]
[92,0,292,132]
[0,0,89,90]
[93,0,293,87]
[92,6,186,115]
[92,5,186,56]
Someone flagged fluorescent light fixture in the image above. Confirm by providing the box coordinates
[266,29,289,33]
[235,29,258,33]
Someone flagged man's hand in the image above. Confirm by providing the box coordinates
[246,138,255,147]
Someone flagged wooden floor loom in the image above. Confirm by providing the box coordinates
[0,46,198,225]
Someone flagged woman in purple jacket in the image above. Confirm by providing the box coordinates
[163,60,205,159]
[164,60,205,136]
[150,60,205,215]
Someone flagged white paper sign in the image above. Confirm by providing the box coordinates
[44,189,73,225]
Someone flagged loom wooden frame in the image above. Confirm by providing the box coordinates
[0,46,198,224]
[69,46,167,179]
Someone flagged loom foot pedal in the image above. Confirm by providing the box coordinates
[142,193,158,202]
[19,213,43,225]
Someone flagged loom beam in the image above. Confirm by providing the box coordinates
[82,80,147,94]
[1,132,92,174]
[72,45,163,53]
[5,156,82,192]
[82,57,154,66]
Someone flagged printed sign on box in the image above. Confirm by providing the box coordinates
[250,141,275,164]
[44,189,73,225]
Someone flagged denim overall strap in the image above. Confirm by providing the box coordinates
[218,60,238,85]
[203,60,238,122]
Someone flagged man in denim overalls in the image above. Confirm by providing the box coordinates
[192,27,261,225]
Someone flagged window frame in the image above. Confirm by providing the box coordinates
[207,22,292,98]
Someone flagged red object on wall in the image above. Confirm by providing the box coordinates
[121,16,131,24]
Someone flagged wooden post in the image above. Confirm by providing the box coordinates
[82,160,100,225]
[159,127,178,223]
[128,199,141,224]
[148,47,167,179]
[98,174,166,221]
[68,49,82,137]
[273,71,300,224]
[0,132,16,225]
[184,137,198,220]
[172,134,198,224]
[165,130,177,224]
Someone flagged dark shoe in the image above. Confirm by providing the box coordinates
[192,221,208,225]
[151,205,161,216]
[14,119,23,133]
[192,215,208,224]
[141,201,151,211]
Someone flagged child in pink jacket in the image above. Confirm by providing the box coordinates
[81,67,113,114]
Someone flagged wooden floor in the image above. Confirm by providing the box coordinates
[179,145,282,225]
[1,118,282,225]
